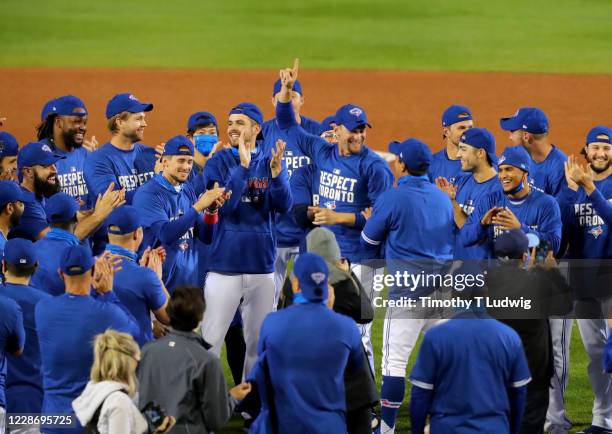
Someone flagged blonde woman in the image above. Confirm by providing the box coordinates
[72,330,174,434]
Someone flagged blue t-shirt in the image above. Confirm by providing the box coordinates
[454,173,504,260]
[0,232,6,262]
[31,229,81,296]
[524,145,567,197]
[105,244,167,347]
[263,116,322,247]
[15,187,47,240]
[256,303,363,434]
[35,292,138,433]
[0,294,25,408]
[429,148,463,184]
[3,283,51,413]
[410,311,531,434]
[276,101,394,263]
[133,174,201,290]
[40,139,89,206]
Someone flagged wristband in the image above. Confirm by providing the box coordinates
[204,211,218,225]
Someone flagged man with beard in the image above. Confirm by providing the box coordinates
[0,132,19,182]
[435,127,501,260]
[0,181,24,258]
[460,146,562,258]
[428,104,474,184]
[36,95,91,205]
[275,60,393,374]
[84,93,156,205]
[553,126,612,434]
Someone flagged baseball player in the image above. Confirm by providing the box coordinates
[500,107,567,197]
[263,78,322,307]
[0,181,24,258]
[200,102,291,378]
[460,146,562,258]
[554,126,612,434]
[133,135,226,291]
[428,104,474,184]
[0,131,19,181]
[360,138,454,434]
[276,60,394,372]
[435,127,501,260]
[185,111,220,194]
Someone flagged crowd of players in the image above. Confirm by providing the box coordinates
[0,59,610,434]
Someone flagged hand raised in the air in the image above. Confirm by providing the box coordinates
[280,58,299,90]
[83,135,99,152]
[238,131,251,169]
[270,139,286,178]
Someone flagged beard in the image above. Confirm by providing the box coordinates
[62,129,82,150]
[9,209,22,227]
[34,173,61,198]
[589,158,610,174]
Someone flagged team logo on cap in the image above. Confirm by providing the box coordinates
[349,107,363,117]
[41,144,52,153]
[589,225,604,239]
[461,135,466,141]
[19,258,26,264]
[128,94,138,101]
[499,155,506,164]
[311,272,326,285]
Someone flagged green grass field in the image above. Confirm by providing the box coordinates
[2,0,612,72]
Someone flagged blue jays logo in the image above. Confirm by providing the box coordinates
[333,168,341,175]
[41,144,53,153]
[349,107,363,117]
[324,200,336,210]
[499,155,506,164]
[311,272,326,284]
[589,225,603,239]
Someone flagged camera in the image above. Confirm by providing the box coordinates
[535,239,551,263]
[142,402,166,432]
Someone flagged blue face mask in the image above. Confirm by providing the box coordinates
[194,134,217,156]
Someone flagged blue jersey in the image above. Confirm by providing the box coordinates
[84,142,155,205]
[525,145,567,197]
[0,232,6,263]
[454,173,504,260]
[263,116,322,247]
[133,174,201,290]
[15,187,47,240]
[40,139,89,205]
[256,303,363,434]
[410,310,531,434]
[203,147,292,274]
[31,229,81,296]
[3,283,51,413]
[276,101,393,263]
[35,292,138,434]
[461,188,562,257]
[0,294,24,409]
[428,148,462,184]
[104,245,167,346]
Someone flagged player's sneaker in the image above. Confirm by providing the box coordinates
[576,426,612,434]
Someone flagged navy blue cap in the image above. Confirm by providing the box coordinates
[586,126,612,145]
[229,102,264,126]
[294,252,329,302]
[18,142,66,171]
[442,104,473,127]
[459,127,498,165]
[273,79,303,96]
[60,244,95,276]
[45,192,79,223]
[388,138,432,172]
[4,238,38,267]
[163,135,194,157]
[0,180,24,207]
[494,229,530,259]
[334,104,371,132]
[0,132,19,157]
[521,108,548,134]
[187,111,218,133]
[498,146,531,173]
[41,98,58,121]
[499,107,535,132]
[54,95,87,117]
[107,205,142,235]
[106,93,154,119]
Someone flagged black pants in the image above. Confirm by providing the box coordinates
[224,323,246,385]
[519,386,549,434]
[347,406,371,434]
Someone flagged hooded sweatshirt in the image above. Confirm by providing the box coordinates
[72,380,147,434]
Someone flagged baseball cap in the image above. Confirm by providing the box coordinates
[442,104,473,127]
[498,146,531,173]
[45,192,79,223]
[41,98,58,121]
[388,138,432,172]
[494,229,532,259]
[272,79,303,96]
[586,126,612,145]
[229,102,264,126]
[0,181,24,208]
[107,205,142,235]
[60,244,95,276]
[334,104,371,132]
[4,238,38,267]
[0,132,19,157]
[459,127,498,166]
[54,95,87,117]
[163,135,194,157]
[521,108,548,134]
[294,253,329,302]
[18,142,66,171]
[106,93,154,119]
[499,107,535,132]
[304,228,346,285]
[187,111,218,133]
[319,115,337,134]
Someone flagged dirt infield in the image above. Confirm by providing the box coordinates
[1,68,611,156]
